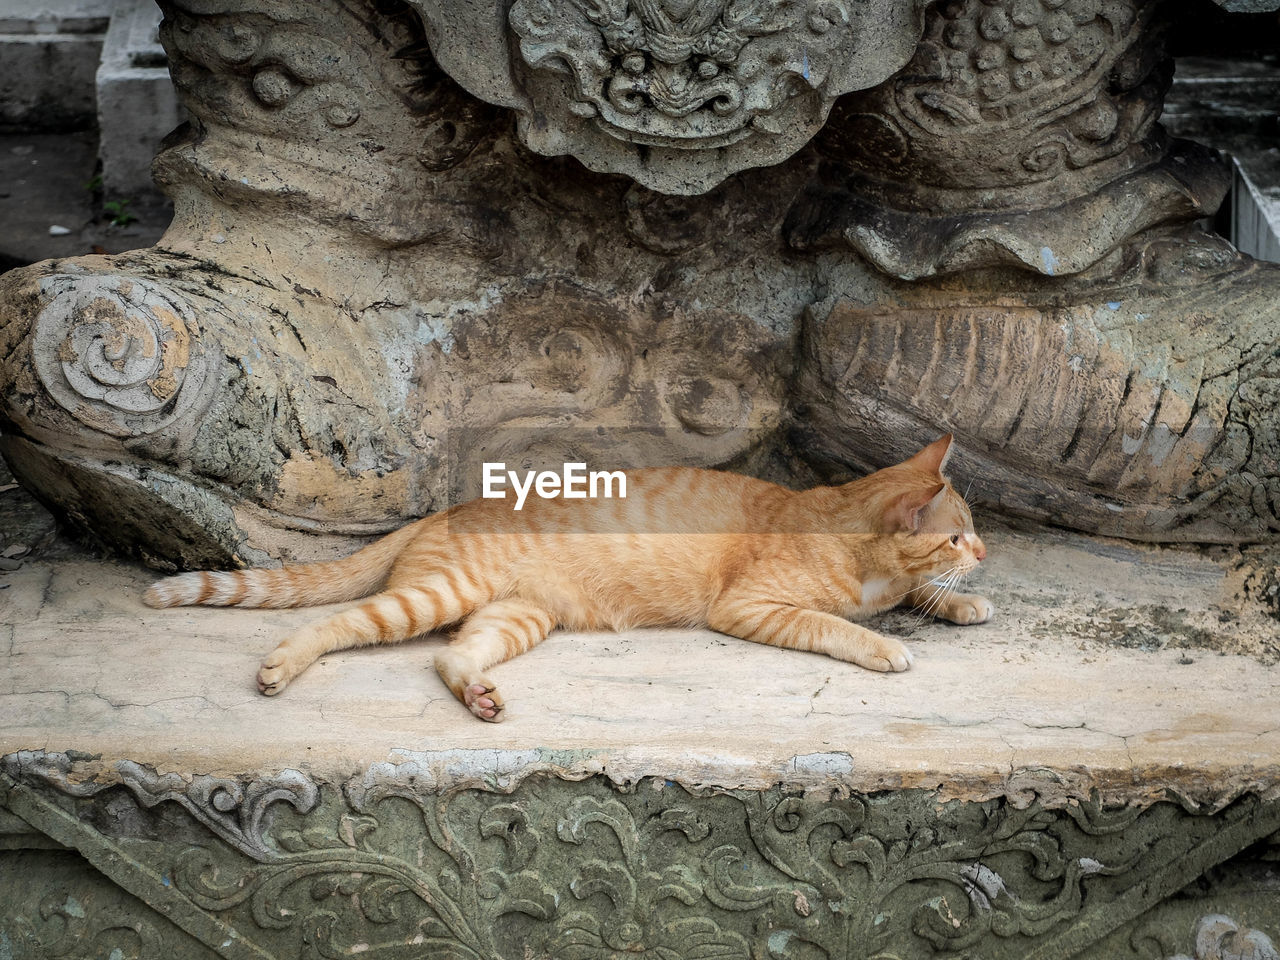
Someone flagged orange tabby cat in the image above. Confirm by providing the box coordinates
[145,435,992,721]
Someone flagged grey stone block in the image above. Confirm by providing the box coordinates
[95,0,182,199]
[1166,56,1280,264]
[1209,0,1280,9]
[0,0,110,130]
[0,34,103,131]
[0,0,111,35]
[1230,159,1280,264]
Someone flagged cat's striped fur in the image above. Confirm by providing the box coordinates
[145,435,992,720]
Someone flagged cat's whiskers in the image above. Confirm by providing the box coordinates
[920,582,950,624]
[915,568,962,627]
[884,576,939,608]
[933,572,962,621]
[883,565,958,608]
[909,571,953,627]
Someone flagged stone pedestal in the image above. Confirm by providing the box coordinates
[2,0,1280,563]
[3,5,1279,955]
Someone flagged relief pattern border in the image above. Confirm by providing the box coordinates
[2,751,1279,959]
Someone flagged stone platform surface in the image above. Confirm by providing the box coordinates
[2,504,1278,807]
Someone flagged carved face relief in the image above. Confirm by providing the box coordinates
[495,0,932,193]
[513,0,806,148]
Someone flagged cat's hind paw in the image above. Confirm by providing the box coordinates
[464,683,505,722]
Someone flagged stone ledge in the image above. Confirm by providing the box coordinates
[2,516,1277,808]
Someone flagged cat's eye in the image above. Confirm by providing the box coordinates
[950,534,960,545]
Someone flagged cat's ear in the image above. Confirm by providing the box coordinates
[904,434,954,475]
[886,482,947,532]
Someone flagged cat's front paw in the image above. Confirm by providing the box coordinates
[857,635,914,672]
[257,645,299,695]
[945,594,994,625]
[464,682,505,722]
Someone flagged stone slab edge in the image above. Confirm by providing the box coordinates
[5,746,1278,812]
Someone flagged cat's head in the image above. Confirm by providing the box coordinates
[894,528,988,583]
[845,434,975,535]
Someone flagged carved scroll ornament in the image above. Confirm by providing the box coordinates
[29,275,216,440]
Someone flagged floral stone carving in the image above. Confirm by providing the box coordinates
[4,751,1280,960]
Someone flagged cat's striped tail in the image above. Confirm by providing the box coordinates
[143,522,424,609]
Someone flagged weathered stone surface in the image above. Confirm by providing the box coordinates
[2,6,1279,955]
[0,850,222,960]
[2,515,1277,797]
[0,236,794,564]
[787,138,1231,280]
[0,0,808,563]
[786,0,1233,279]
[391,0,936,194]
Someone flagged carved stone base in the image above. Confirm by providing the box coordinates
[3,515,1279,957]
[3,752,1279,960]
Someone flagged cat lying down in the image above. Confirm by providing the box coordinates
[145,435,992,721]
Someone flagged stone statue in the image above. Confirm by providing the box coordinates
[1,0,1277,568]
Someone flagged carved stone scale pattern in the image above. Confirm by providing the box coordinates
[3,751,1280,960]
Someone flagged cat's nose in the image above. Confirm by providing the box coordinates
[973,538,987,561]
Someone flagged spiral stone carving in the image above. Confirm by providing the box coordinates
[31,275,213,438]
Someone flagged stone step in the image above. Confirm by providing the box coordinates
[95,0,183,200]
[3,507,1279,958]
[0,0,109,131]
[0,0,181,202]
[2,513,1275,804]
